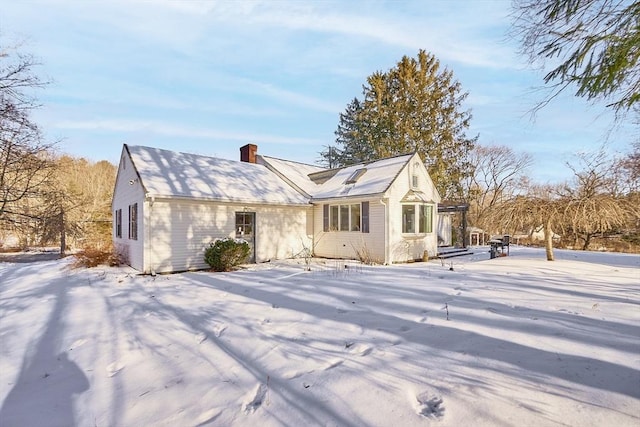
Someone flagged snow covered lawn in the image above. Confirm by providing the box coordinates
[1,247,638,426]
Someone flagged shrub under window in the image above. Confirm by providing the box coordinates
[204,238,250,272]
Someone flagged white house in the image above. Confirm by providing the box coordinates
[112,144,441,273]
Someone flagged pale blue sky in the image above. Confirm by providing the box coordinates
[2,0,634,183]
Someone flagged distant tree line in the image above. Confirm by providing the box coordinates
[464,143,639,260]
[1,40,116,253]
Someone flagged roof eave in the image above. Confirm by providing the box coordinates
[144,193,311,207]
[310,191,386,203]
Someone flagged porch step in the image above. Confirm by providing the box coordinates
[436,247,474,259]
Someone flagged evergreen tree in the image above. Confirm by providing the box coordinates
[512,0,640,120]
[320,98,368,168]
[322,50,477,198]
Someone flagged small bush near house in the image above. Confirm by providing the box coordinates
[72,244,125,268]
[352,241,378,265]
[204,238,250,272]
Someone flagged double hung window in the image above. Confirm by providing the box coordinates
[402,203,433,234]
[326,203,362,232]
[129,203,138,240]
[115,209,122,238]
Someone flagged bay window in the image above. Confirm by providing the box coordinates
[403,203,433,234]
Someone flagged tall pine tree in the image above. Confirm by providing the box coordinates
[322,50,477,198]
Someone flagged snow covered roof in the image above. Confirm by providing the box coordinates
[258,156,325,197]
[124,144,416,205]
[311,154,413,200]
[259,153,414,201]
[125,145,310,205]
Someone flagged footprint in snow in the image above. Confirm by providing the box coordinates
[107,361,125,377]
[194,408,222,426]
[324,359,344,370]
[345,342,373,356]
[213,324,227,337]
[243,384,268,414]
[195,332,207,344]
[416,392,445,419]
[69,338,87,350]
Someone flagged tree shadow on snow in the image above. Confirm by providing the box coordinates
[183,267,640,403]
[0,264,89,427]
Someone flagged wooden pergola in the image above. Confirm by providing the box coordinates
[438,202,469,248]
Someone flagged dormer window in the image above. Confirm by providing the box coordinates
[345,168,367,184]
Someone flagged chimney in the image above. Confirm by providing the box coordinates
[240,144,258,163]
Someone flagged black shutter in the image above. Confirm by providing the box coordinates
[361,201,369,233]
[323,204,329,232]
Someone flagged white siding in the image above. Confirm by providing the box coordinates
[255,204,313,262]
[112,149,146,271]
[311,154,440,265]
[147,199,312,273]
[312,199,386,264]
[386,154,440,263]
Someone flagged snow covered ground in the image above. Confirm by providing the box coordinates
[0,246,638,426]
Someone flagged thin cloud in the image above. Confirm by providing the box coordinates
[234,78,343,114]
[37,0,518,70]
[198,1,519,70]
[55,119,324,146]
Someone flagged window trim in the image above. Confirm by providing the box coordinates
[129,203,138,240]
[402,202,434,236]
[345,168,367,184]
[350,203,361,232]
[339,205,350,231]
[115,209,122,238]
[361,202,370,233]
[330,205,339,231]
[419,204,433,234]
[402,204,416,234]
[327,203,363,232]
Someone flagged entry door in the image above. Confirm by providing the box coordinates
[235,212,256,263]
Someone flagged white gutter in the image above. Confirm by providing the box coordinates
[146,194,156,275]
[380,198,390,265]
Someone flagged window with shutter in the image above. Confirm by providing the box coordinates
[323,204,329,232]
[361,202,369,233]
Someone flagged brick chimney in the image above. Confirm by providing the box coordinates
[240,144,258,163]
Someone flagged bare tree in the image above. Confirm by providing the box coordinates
[617,142,640,244]
[560,147,630,250]
[617,141,640,194]
[464,144,533,233]
[1,40,55,226]
[51,156,116,250]
[494,184,563,261]
[0,136,54,219]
